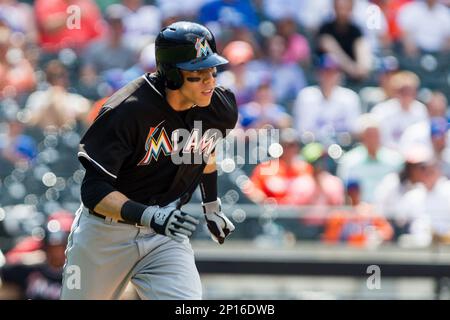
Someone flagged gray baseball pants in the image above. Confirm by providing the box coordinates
[60,205,202,300]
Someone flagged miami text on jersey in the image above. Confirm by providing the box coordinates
[138,121,220,165]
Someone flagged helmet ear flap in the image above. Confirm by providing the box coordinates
[164,66,183,90]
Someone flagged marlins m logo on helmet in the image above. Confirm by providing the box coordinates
[195,37,212,58]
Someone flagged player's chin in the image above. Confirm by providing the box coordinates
[196,96,213,107]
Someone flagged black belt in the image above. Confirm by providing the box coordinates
[89,210,144,227]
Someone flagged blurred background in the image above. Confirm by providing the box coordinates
[0,0,450,300]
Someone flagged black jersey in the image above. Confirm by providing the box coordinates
[78,73,238,206]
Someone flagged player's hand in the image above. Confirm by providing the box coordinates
[202,198,235,244]
[142,201,199,243]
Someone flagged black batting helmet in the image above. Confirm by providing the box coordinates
[155,21,228,90]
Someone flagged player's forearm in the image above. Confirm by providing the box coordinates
[93,191,129,221]
[200,153,218,202]
[200,171,218,203]
[203,152,216,173]
[81,163,132,221]
[81,165,160,226]
[81,177,147,223]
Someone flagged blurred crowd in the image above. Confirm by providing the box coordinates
[1,0,450,294]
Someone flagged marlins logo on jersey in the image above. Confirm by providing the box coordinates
[138,121,172,165]
[138,121,219,166]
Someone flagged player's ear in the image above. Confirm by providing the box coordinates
[161,64,184,90]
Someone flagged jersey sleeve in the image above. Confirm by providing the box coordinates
[78,103,138,179]
[210,86,239,136]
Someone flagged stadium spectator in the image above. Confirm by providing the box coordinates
[262,0,330,33]
[400,91,449,151]
[243,129,313,205]
[84,41,156,125]
[274,14,310,65]
[198,0,259,31]
[95,0,120,13]
[371,71,427,149]
[293,54,361,146]
[123,41,157,82]
[373,0,412,44]
[359,55,400,112]
[238,82,292,130]
[85,41,157,125]
[0,25,36,99]
[247,34,307,104]
[0,118,37,175]
[397,0,450,56]
[317,0,372,81]
[84,69,126,126]
[398,160,450,246]
[217,40,257,105]
[156,0,205,24]
[399,92,450,175]
[82,4,138,76]
[279,142,345,238]
[264,0,389,53]
[290,142,345,207]
[426,91,449,119]
[402,109,450,175]
[115,0,161,53]
[351,0,389,55]
[24,60,91,130]
[0,0,38,43]
[0,212,73,300]
[374,145,432,225]
[337,114,403,203]
[322,179,394,247]
[345,179,362,206]
[34,0,105,53]
[428,118,450,178]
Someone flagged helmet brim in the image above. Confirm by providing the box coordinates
[176,53,228,71]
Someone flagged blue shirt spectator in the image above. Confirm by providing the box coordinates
[198,0,259,30]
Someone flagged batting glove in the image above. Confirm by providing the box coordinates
[202,198,235,244]
[141,200,199,243]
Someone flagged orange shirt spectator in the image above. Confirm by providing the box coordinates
[291,142,345,207]
[289,142,345,227]
[322,206,394,247]
[246,157,313,205]
[34,0,105,52]
[374,0,412,42]
[244,131,313,205]
[323,179,393,247]
[287,172,345,206]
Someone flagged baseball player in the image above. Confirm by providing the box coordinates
[60,21,237,300]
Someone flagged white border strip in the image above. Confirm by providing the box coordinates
[77,152,118,179]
